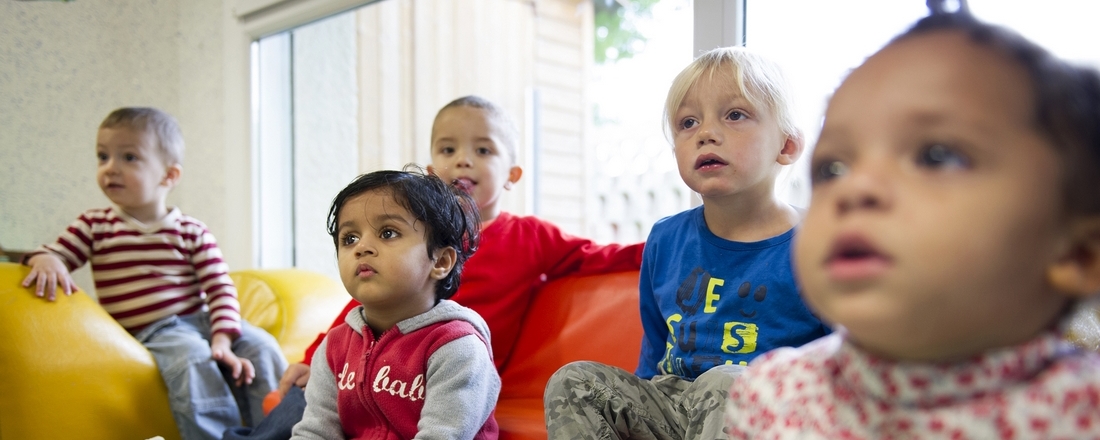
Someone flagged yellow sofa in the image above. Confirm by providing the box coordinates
[0,262,349,440]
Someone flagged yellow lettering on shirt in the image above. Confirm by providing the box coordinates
[661,314,682,374]
[722,321,758,354]
[703,277,725,313]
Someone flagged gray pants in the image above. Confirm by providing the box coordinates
[544,361,744,440]
[137,312,288,440]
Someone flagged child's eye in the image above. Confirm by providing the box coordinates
[96,152,108,162]
[679,118,698,130]
[726,110,745,121]
[810,159,848,185]
[340,233,359,247]
[124,153,138,162]
[439,146,455,155]
[916,144,971,170]
[379,228,400,240]
[476,147,492,155]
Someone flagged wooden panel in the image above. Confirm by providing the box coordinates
[534,0,584,23]
[536,16,582,46]
[534,61,583,89]
[356,0,583,220]
[539,131,581,155]
[537,86,582,113]
[536,38,582,68]
[539,106,583,134]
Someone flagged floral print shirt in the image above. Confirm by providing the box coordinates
[728,330,1100,439]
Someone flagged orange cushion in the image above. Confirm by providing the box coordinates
[497,270,642,440]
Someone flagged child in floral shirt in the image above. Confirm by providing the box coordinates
[728,4,1100,438]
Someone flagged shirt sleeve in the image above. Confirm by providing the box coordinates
[635,236,667,379]
[26,211,97,271]
[187,224,242,338]
[301,299,359,366]
[534,218,644,281]
[415,335,501,439]
[290,338,344,440]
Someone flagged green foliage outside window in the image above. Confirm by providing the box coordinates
[594,0,661,64]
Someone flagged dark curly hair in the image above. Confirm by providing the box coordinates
[326,165,481,301]
[894,1,1100,215]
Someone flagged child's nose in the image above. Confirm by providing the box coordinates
[834,165,892,215]
[695,121,722,147]
[455,152,473,167]
[354,242,376,257]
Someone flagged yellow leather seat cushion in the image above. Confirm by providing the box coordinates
[0,263,348,439]
[0,262,179,440]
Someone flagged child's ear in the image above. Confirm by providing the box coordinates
[430,247,458,280]
[1047,216,1100,297]
[162,164,182,188]
[426,164,437,175]
[776,131,804,166]
[503,165,523,190]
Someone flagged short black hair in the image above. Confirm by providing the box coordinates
[893,4,1100,215]
[326,165,481,301]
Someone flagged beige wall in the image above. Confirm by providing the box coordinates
[0,0,234,293]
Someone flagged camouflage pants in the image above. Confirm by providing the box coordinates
[544,361,745,440]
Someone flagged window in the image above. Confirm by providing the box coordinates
[252,0,1100,275]
[745,0,1100,207]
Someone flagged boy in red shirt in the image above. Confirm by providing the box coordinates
[225,96,642,440]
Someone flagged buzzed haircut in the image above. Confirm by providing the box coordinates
[433,95,521,165]
[100,107,185,166]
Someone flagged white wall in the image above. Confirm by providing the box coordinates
[0,0,242,294]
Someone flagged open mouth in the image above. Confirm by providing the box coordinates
[694,154,728,170]
[452,177,476,194]
[825,234,892,281]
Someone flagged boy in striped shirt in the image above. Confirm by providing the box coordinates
[22,107,287,440]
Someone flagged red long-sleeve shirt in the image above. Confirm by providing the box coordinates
[303,212,644,370]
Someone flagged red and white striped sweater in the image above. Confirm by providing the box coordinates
[30,207,242,336]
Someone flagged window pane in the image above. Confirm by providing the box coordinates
[587,0,694,244]
[746,0,1100,207]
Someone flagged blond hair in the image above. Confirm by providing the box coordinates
[100,107,185,166]
[664,47,800,142]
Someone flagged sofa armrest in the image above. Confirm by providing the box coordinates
[231,269,349,364]
[496,270,643,440]
[0,262,179,440]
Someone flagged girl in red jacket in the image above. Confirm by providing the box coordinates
[291,168,498,440]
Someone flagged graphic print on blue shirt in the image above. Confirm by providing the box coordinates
[636,206,831,380]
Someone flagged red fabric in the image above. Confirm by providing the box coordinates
[304,301,358,366]
[325,320,497,440]
[302,212,644,369]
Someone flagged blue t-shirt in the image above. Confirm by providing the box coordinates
[635,206,830,380]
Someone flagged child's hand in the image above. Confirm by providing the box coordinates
[211,332,256,387]
[21,253,80,301]
[276,362,312,397]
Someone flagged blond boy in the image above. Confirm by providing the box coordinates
[543,48,830,440]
